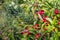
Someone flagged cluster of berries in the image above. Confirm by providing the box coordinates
[21,8,60,39]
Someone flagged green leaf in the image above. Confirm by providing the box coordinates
[46,18,53,24]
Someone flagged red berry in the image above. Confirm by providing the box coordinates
[58,21,60,25]
[27,32,31,35]
[24,29,29,33]
[46,24,48,26]
[32,24,39,29]
[35,24,39,27]
[43,19,47,23]
[54,9,59,14]
[32,26,35,28]
[21,31,25,34]
[36,10,44,15]
[35,33,41,38]
[42,16,48,22]
[21,29,29,34]
[37,28,41,30]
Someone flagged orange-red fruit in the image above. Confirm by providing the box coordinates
[21,31,25,34]
[35,33,41,38]
[27,32,31,35]
[35,24,39,27]
[46,24,48,26]
[32,26,35,28]
[37,28,41,30]
[54,9,59,14]
[42,16,48,23]
[21,29,29,35]
[36,10,44,15]
[58,21,60,25]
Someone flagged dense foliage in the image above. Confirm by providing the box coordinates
[0,0,60,40]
